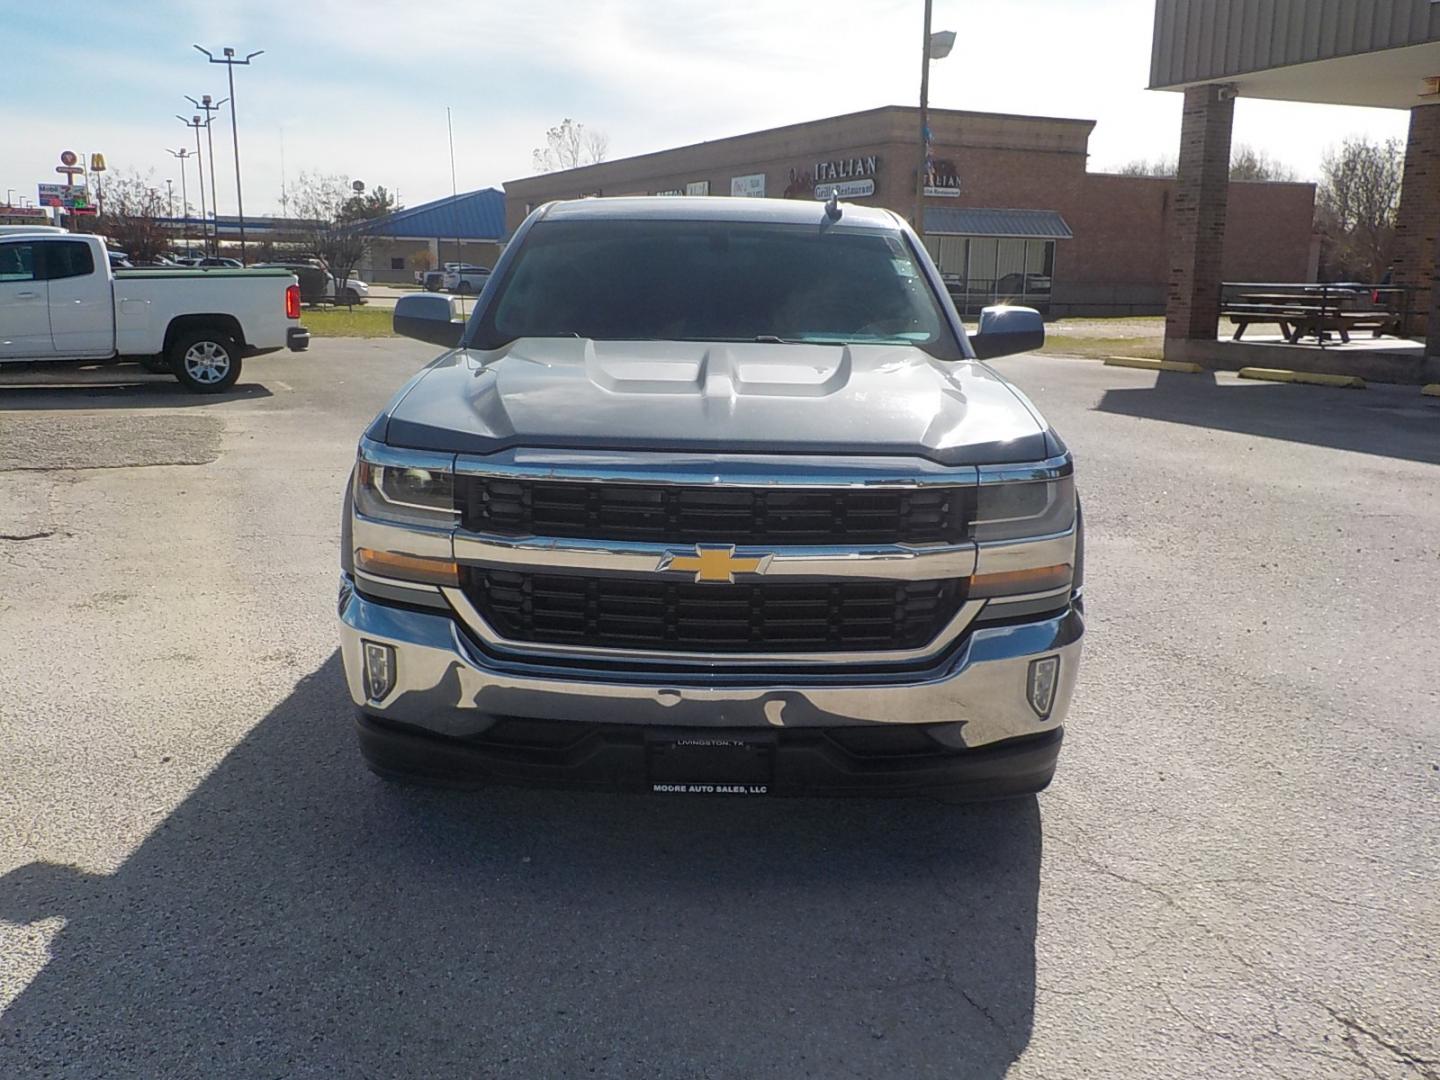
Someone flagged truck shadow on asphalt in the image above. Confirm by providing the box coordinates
[0,654,1040,1079]
[1095,370,1440,466]
[0,379,273,411]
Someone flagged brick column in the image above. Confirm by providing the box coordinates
[1165,84,1235,344]
[1429,231,1440,357]
[1393,103,1440,337]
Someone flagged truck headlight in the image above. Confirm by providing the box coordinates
[354,448,457,529]
[973,472,1075,542]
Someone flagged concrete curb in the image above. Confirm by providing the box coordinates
[1423,384,1440,397]
[1103,356,1205,373]
[1237,367,1366,390]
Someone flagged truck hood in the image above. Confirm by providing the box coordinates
[380,338,1051,466]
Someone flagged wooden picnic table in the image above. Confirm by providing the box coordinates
[1224,289,1398,344]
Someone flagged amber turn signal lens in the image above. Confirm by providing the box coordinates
[355,548,459,586]
[968,563,1072,598]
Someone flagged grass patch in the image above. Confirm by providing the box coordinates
[303,306,396,338]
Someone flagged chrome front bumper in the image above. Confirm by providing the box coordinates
[338,575,1083,750]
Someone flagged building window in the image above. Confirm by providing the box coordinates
[924,235,1056,314]
[390,257,405,270]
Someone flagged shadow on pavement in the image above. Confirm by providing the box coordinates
[0,376,273,410]
[0,654,1040,1079]
[1096,369,1440,466]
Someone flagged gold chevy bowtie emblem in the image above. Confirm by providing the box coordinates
[657,544,768,584]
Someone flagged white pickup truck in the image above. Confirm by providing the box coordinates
[0,230,308,392]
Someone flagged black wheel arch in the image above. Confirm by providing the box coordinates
[163,314,247,357]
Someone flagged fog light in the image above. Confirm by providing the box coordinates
[1027,656,1060,718]
[363,641,396,701]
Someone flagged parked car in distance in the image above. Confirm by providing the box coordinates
[441,263,491,293]
[345,196,1081,801]
[107,250,133,270]
[253,260,369,305]
[197,257,244,268]
[422,270,445,292]
[0,230,308,392]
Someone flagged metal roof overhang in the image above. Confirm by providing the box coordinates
[1153,40,1440,110]
[924,207,1073,239]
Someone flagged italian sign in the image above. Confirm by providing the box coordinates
[814,179,876,200]
[924,162,961,197]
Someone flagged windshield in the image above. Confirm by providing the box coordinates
[475,218,962,357]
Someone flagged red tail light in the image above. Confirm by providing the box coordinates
[285,283,300,320]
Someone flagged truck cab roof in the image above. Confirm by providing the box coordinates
[536,195,903,230]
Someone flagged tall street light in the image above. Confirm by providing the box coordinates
[913,0,956,241]
[188,94,228,253]
[165,148,193,254]
[177,115,212,256]
[166,148,192,248]
[195,45,263,263]
[166,178,174,220]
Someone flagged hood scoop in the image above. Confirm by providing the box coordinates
[579,341,855,399]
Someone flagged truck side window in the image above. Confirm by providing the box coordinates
[39,241,95,281]
[0,243,37,282]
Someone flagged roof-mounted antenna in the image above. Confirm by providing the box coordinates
[824,189,842,221]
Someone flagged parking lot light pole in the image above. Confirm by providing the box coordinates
[914,2,956,242]
[195,45,263,263]
[188,94,228,255]
[177,116,211,256]
[166,179,174,220]
[165,148,191,247]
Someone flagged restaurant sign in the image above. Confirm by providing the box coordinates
[814,178,875,200]
[810,154,879,200]
[924,160,961,197]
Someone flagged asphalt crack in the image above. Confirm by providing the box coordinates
[1325,1006,1440,1080]
[0,530,56,541]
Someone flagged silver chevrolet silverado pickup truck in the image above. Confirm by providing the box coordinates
[338,196,1083,800]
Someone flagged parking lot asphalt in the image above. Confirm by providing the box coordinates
[1,341,1437,1079]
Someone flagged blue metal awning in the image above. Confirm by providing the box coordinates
[924,207,1072,239]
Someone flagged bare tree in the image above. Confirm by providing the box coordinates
[532,118,610,173]
[1316,137,1403,280]
[1229,143,1298,182]
[290,172,371,305]
[1112,156,1177,178]
[95,170,171,261]
[1111,145,1298,182]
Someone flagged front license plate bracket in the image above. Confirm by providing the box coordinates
[646,733,775,796]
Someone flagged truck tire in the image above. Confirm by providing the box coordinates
[170,329,241,393]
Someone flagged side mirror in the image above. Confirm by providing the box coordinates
[969,305,1044,360]
[394,293,466,348]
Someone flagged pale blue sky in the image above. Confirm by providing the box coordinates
[1,0,1410,216]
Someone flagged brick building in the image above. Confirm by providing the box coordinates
[504,105,1316,317]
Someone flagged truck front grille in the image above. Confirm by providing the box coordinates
[461,568,965,654]
[458,478,969,546]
